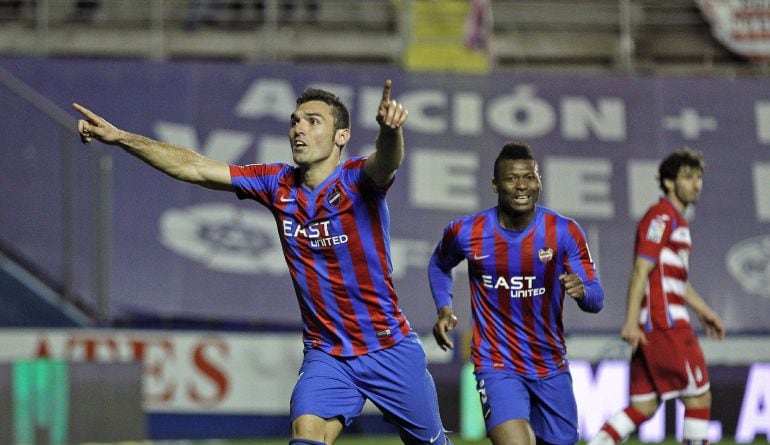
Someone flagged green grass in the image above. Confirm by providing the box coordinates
[216,436,764,445]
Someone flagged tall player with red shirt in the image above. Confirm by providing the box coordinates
[589,148,725,445]
[429,142,604,445]
[73,81,453,445]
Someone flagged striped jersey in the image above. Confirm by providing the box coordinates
[429,205,602,377]
[635,197,692,332]
[229,157,410,357]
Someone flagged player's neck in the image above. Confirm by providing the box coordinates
[498,209,535,231]
[300,156,341,190]
[666,193,688,214]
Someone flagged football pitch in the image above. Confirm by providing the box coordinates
[204,437,764,445]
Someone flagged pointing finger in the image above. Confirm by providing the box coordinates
[381,79,392,102]
[72,103,98,122]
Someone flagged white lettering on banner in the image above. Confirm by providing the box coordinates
[544,157,614,218]
[571,360,629,438]
[234,78,297,120]
[561,97,626,141]
[454,92,483,136]
[662,108,718,140]
[228,79,628,141]
[488,85,555,138]
[154,122,253,163]
[627,160,660,220]
[401,90,448,133]
[410,149,479,211]
[753,163,770,222]
[736,364,770,443]
[390,239,433,279]
[755,102,770,143]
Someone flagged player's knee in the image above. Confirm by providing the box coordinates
[684,390,712,408]
[289,440,326,445]
[400,429,452,445]
[291,414,326,441]
[632,399,661,419]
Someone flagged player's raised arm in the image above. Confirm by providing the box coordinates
[364,79,408,188]
[73,103,233,191]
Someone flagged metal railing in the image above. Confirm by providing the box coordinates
[0,66,110,324]
[0,0,764,75]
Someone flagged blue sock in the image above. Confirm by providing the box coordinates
[289,439,326,445]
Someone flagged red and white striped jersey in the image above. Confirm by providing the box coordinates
[635,197,693,332]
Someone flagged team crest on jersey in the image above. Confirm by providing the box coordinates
[646,216,668,243]
[538,248,554,263]
[326,184,342,207]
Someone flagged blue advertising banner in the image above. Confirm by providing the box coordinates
[1,57,768,334]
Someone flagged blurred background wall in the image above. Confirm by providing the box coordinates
[1,0,769,442]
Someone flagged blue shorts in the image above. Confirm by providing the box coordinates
[291,331,450,445]
[475,368,578,445]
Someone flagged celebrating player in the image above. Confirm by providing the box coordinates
[588,148,724,445]
[74,80,453,445]
[428,141,604,445]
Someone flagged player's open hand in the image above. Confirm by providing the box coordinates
[73,103,121,145]
[433,306,458,351]
[376,79,408,130]
[559,272,585,300]
[620,321,647,353]
[699,310,725,341]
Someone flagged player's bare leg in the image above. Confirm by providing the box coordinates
[489,418,536,445]
[291,414,343,444]
[681,392,712,445]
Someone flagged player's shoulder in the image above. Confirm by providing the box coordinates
[538,205,580,226]
[639,198,675,224]
[232,162,292,177]
[341,156,367,170]
[445,208,494,232]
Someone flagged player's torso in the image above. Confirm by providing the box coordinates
[639,201,692,330]
[459,208,570,376]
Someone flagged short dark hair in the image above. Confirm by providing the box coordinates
[658,147,705,193]
[494,141,536,179]
[296,88,351,132]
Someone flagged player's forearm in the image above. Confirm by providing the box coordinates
[684,283,714,317]
[624,271,647,325]
[576,279,604,313]
[115,131,228,188]
[428,255,454,310]
[373,126,404,171]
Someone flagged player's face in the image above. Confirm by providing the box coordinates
[289,100,343,167]
[493,158,541,217]
[669,165,703,207]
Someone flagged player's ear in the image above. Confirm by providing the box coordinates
[335,128,350,147]
[492,178,498,194]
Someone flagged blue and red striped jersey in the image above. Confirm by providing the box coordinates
[229,157,410,357]
[429,205,603,377]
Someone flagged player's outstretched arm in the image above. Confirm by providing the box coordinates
[364,79,408,188]
[73,103,233,191]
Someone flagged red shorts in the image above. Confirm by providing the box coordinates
[629,326,710,402]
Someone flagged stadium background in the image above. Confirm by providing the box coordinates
[1,1,769,443]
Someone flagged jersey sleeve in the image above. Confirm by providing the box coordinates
[562,218,604,313]
[635,209,672,264]
[229,163,284,207]
[428,219,466,310]
[341,157,391,199]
